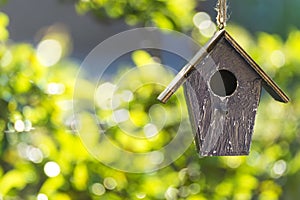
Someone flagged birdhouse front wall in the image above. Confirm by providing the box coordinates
[184,36,262,156]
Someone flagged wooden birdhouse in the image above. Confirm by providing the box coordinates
[158,29,289,156]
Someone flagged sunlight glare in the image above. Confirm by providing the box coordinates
[37,39,62,67]
[14,120,25,132]
[44,161,61,177]
[37,193,48,200]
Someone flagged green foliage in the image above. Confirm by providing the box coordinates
[75,0,196,31]
[0,5,300,200]
[0,12,8,41]
[0,12,85,199]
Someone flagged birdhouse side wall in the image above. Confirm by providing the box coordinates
[184,36,262,156]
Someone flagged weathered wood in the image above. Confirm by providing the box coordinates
[157,30,289,104]
[157,30,289,157]
[184,36,262,156]
[224,32,289,103]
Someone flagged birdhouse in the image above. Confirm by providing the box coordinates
[158,29,289,156]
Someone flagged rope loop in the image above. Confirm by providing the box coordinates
[216,0,227,30]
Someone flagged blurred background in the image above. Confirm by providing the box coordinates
[0,0,300,199]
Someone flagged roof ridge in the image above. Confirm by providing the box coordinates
[157,30,289,103]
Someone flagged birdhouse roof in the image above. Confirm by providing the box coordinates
[157,29,289,103]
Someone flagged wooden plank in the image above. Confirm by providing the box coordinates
[157,30,226,103]
[224,32,289,103]
[158,30,289,104]
[184,37,262,156]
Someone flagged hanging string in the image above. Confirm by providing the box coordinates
[216,0,227,30]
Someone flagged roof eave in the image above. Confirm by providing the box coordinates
[157,30,290,103]
[224,31,290,103]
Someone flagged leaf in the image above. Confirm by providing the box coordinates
[0,170,27,195]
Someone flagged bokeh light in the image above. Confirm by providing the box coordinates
[14,119,25,132]
[95,82,117,110]
[0,50,12,67]
[113,109,129,123]
[46,83,65,95]
[165,187,178,200]
[91,183,106,196]
[272,160,287,178]
[37,39,62,67]
[103,177,117,190]
[270,50,286,68]
[37,193,48,200]
[143,123,158,138]
[193,12,216,37]
[44,161,61,177]
[136,192,146,199]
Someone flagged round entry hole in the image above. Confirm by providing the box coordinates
[209,69,237,97]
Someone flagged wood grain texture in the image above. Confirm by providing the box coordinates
[157,30,288,104]
[184,36,262,156]
[224,32,289,103]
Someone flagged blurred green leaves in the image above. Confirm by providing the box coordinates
[0,3,300,200]
[0,12,9,41]
[0,11,83,199]
[75,0,196,31]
